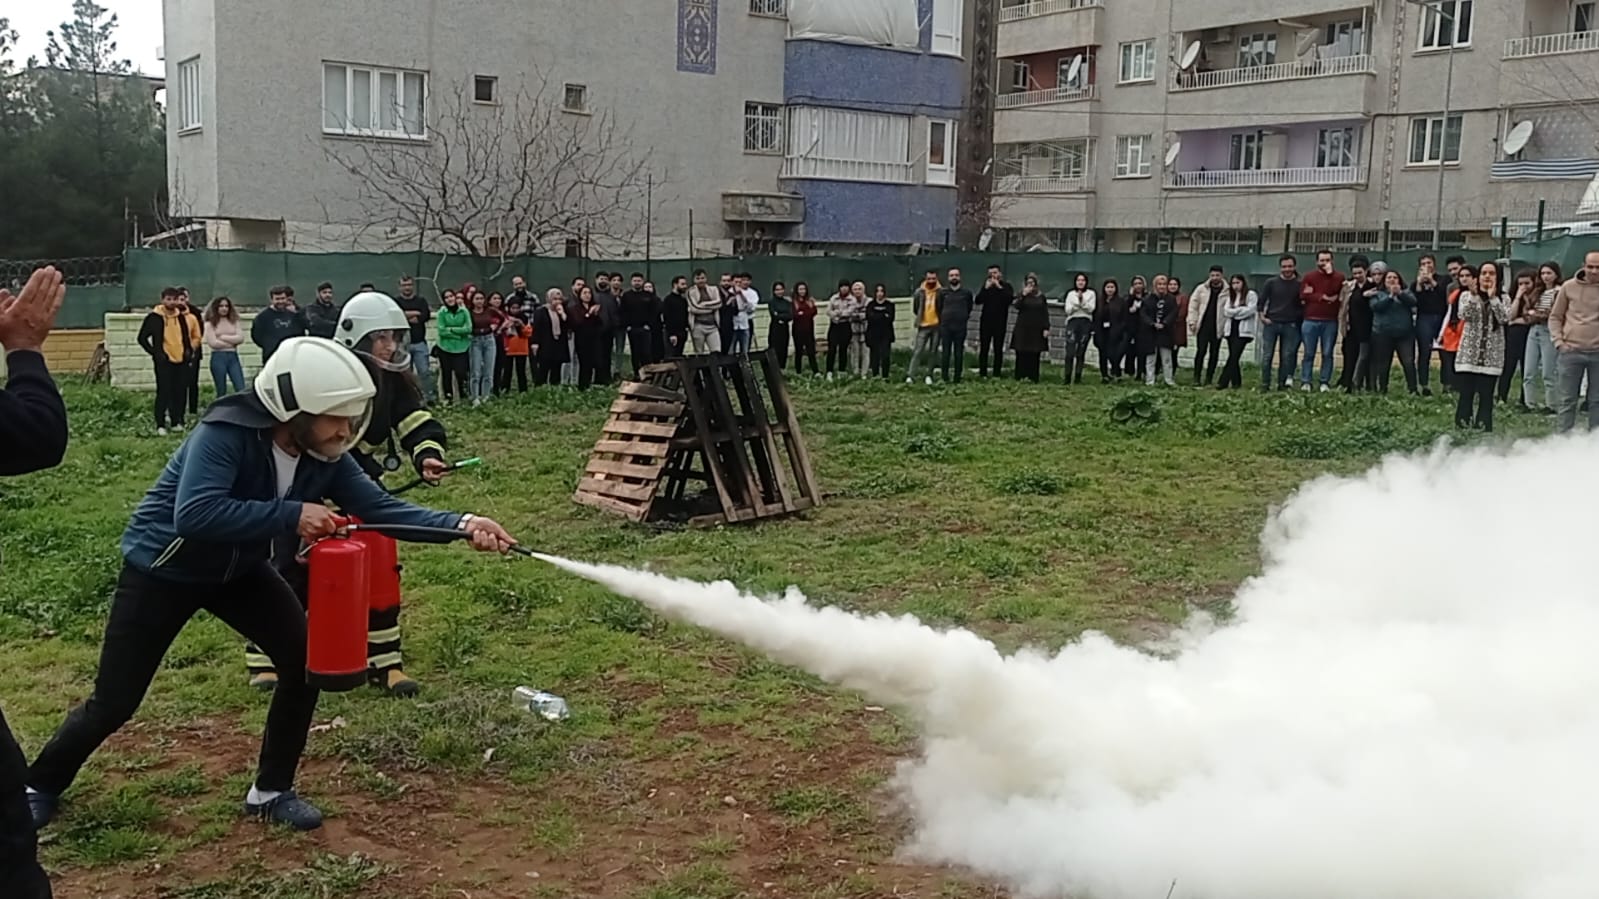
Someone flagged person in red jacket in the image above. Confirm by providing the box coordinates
[791,282,820,375]
[0,266,69,899]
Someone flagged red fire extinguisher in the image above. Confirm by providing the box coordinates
[352,527,402,616]
[305,536,370,692]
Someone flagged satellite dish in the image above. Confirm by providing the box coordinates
[1577,173,1599,216]
[1064,54,1084,87]
[1503,120,1534,156]
[1179,41,1202,71]
[1295,29,1319,57]
[1164,140,1182,168]
[978,228,994,251]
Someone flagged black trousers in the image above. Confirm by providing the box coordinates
[627,327,655,378]
[868,338,893,378]
[30,563,318,796]
[1370,333,1418,395]
[1063,319,1092,383]
[534,355,564,386]
[1,707,49,898]
[505,356,529,392]
[939,326,967,382]
[1498,324,1529,403]
[663,330,687,360]
[1338,335,1373,392]
[978,317,1008,376]
[1014,351,1042,383]
[1439,350,1457,392]
[187,357,202,414]
[768,319,791,369]
[153,359,188,428]
[1192,328,1222,385]
[438,351,469,400]
[577,336,606,389]
[1456,371,1496,431]
[1098,332,1125,381]
[793,328,818,374]
[825,322,852,373]
[1218,336,1252,389]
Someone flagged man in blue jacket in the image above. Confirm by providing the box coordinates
[25,337,516,833]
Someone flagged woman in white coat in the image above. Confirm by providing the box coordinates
[1216,274,1258,390]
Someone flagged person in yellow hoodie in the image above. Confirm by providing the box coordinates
[136,287,202,435]
[905,269,943,385]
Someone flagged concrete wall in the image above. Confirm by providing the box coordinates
[0,330,106,379]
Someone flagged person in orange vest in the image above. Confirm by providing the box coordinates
[1436,264,1470,392]
[500,296,532,392]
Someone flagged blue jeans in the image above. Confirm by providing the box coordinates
[1299,320,1338,386]
[1414,313,1443,388]
[1258,321,1302,389]
[409,342,435,403]
[209,350,245,396]
[468,335,496,401]
[730,328,752,354]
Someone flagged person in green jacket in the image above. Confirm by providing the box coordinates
[1367,264,1420,395]
[434,289,472,402]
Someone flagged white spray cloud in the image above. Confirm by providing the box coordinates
[536,433,1599,899]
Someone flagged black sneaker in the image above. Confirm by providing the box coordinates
[244,790,324,831]
[26,789,58,830]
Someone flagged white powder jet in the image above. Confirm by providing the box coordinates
[537,433,1599,899]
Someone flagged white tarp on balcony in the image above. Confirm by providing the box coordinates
[788,0,920,49]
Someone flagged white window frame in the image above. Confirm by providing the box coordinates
[783,106,915,184]
[1228,131,1265,171]
[1316,127,1358,168]
[1408,114,1463,166]
[1133,229,1173,253]
[1115,135,1152,178]
[926,119,957,185]
[562,83,589,114]
[1417,0,1472,50]
[1057,55,1088,90]
[1009,60,1031,91]
[1119,40,1155,84]
[1237,33,1278,68]
[176,56,201,133]
[743,102,783,155]
[749,0,787,17]
[932,0,964,57]
[322,63,428,140]
[1324,20,1365,57]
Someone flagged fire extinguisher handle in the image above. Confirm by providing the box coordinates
[346,523,471,543]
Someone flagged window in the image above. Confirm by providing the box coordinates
[1195,230,1259,254]
[1237,33,1278,68]
[749,0,786,16]
[562,83,588,113]
[1417,0,1472,50]
[322,63,426,139]
[1119,40,1155,82]
[1408,115,1462,165]
[1228,132,1264,171]
[927,119,957,185]
[1324,21,1365,57]
[1577,1,1596,32]
[932,0,964,56]
[784,106,914,183]
[1009,60,1031,91]
[176,56,201,132]
[1115,135,1152,178]
[1133,229,1173,253]
[1057,55,1088,90]
[1316,127,1358,168]
[473,75,497,104]
[743,102,783,154]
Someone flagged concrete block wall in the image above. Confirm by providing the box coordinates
[0,329,106,379]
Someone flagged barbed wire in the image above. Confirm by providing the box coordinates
[0,256,124,288]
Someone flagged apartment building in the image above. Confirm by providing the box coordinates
[987,0,1599,253]
[160,0,971,257]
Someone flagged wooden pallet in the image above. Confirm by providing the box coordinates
[573,350,821,527]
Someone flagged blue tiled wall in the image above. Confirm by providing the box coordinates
[782,39,964,118]
[786,179,958,246]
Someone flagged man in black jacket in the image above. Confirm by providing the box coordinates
[0,266,69,899]
[620,272,658,377]
[137,287,202,434]
[974,265,1015,378]
[252,286,308,362]
[304,282,341,339]
[935,268,975,383]
[662,276,690,358]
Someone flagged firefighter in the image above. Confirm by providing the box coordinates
[26,338,517,832]
[246,291,449,697]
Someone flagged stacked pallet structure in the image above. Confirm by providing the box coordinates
[572,350,821,527]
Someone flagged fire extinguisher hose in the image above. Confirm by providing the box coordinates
[303,522,538,559]
[386,457,484,496]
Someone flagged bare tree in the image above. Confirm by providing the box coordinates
[322,72,658,279]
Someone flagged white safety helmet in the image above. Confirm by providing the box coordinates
[337,290,412,372]
[253,337,377,461]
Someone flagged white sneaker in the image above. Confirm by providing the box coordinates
[924,376,933,386]
[905,377,913,384]
[156,427,168,437]
[1300,383,1312,392]
[1319,383,1331,393]
[827,372,835,382]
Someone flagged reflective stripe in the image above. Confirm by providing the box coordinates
[367,651,403,669]
[152,538,185,569]
[395,410,433,440]
[411,440,444,460]
[244,651,275,668]
[367,626,402,644]
[356,439,381,455]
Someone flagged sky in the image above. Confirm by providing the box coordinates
[9,0,164,75]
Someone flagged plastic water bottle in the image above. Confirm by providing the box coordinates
[513,686,570,721]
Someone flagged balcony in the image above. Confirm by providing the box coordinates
[994,173,1091,193]
[997,0,1102,58]
[995,83,1096,109]
[1164,166,1368,189]
[780,156,913,185]
[1172,53,1373,92]
[1504,30,1599,58]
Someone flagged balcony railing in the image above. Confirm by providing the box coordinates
[995,83,1096,109]
[1170,53,1373,92]
[1503,30,1599,59]
[1164,166,1367,189]
[994,173,1091,193]
[999,0,1103,24]
[781,156,914,184]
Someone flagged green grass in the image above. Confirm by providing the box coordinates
[0,366,1555,897]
